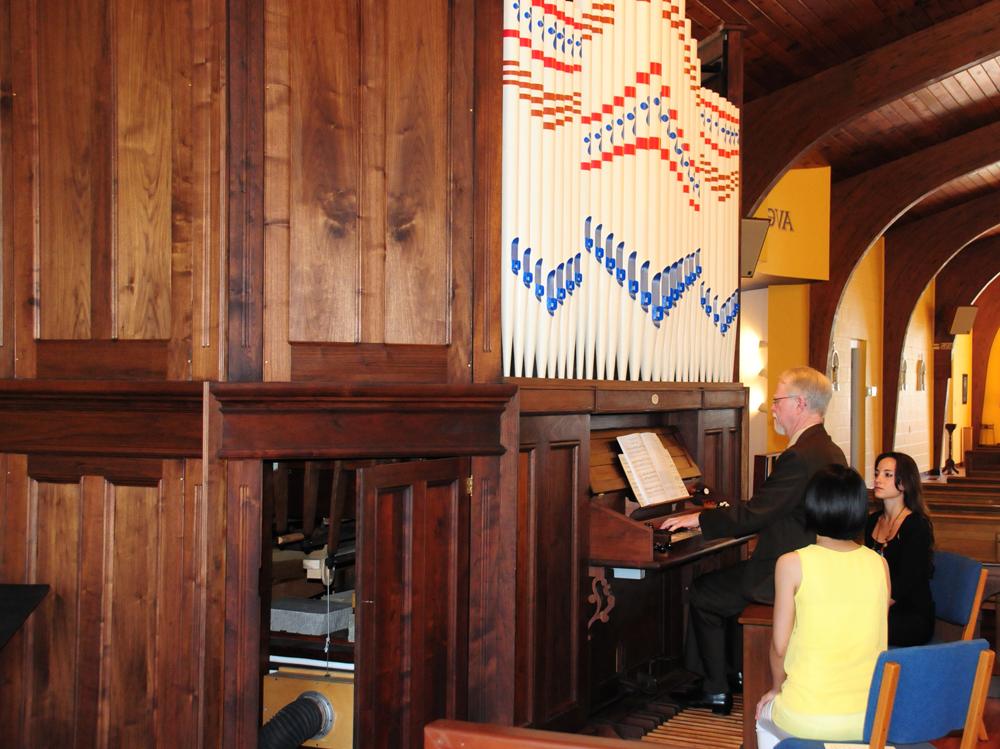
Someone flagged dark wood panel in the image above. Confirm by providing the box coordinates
[115,0,172,341]
[518,414,589,729]
[0,0,11,378]
[356,457,472,749]
[226,0,265,381]
[27,454,164,485]
[0,381,203,457]
[26,481,81,746]
[0,454,29,746]
[221,459,263,748]
[36,340,168,379]
[467,391,519,724]
[36,0,106,340]
[287,0,359,344]
[383,0,450,345]
[0,459,217,747]
[211,383,515,459]
[290,342,449,384]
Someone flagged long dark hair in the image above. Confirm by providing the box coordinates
[874,451,935,547]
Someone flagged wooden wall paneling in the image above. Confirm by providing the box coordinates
[104,482,163,746]
[227,0,265,381]
[0,0,12,378]
[187,0,226,382]
[155,459,203,746]
[26,479,83,747]
[471,0,501,383]
[221,458,262,749]
[0,454,29,747]
[202,447,227,749]
[383,0,450,346]
[359,0,386,347]
[808,120,1000,374]
[114,0,172,341]
[10,0,37,376]
[262,0,291,381]
[741,1,1000,215]
[36,0,106,341]
[467,392,519,724]
[264,0,474,383]
[446,0,475,382]
[356,457,472,749]
[287,0,360,345]
[518,414,589,729]
[881,193,1000,450]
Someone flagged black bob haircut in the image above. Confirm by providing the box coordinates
[803,464,869,540]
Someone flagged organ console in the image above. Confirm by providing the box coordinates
[516,380,749,729]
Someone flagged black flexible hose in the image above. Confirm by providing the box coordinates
[259,694,326,749]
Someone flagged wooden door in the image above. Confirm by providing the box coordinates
[355,457,472,749]
[516,415,589,729]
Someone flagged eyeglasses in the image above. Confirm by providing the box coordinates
[771,394,801,406]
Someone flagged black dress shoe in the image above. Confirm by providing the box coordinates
[686,691,733,715]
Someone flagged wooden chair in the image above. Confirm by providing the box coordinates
[774,640,995,749]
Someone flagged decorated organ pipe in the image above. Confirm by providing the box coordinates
[501,0,741,382]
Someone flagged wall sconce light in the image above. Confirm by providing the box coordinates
[830,350,840,392]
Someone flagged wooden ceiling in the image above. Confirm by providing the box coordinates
[687,0,982,102]
[686,0,1000,300]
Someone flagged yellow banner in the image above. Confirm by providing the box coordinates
[753,167,830,282]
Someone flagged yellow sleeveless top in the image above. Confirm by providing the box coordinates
[771,544,888,740]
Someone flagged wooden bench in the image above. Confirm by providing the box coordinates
[739,603,773,749]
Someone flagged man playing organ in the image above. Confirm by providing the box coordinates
[660,366,846,715]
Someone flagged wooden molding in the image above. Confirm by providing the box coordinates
[742,0,1000,215]
[809,120,1000,374]
[209,382,517,458]
[0,381,203,457]
[881,193,1000,450]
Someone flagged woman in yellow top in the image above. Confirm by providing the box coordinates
[755,464,890,749]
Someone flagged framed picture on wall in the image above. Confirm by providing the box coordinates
[962,373,968,404]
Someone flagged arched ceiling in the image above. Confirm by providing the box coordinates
[686,0,1000,454]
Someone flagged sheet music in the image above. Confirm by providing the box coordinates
[617,432,689,506]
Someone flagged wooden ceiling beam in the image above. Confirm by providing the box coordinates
[808,119,1000,374]
[880,192,1000,452]
[741,0,1000,215]
[928,236,1000,471]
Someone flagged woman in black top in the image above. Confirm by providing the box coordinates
[864,451,935,646]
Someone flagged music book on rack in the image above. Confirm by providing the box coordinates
[616,432,690,507]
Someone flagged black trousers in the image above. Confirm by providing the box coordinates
[684,561,763,694]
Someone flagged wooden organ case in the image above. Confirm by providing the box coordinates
[514,380,749,729]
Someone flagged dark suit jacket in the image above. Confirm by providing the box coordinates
[698,423,847,603]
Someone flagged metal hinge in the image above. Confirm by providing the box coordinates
[465,475,474,497]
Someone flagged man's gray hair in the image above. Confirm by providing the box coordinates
[780,366,833,416]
